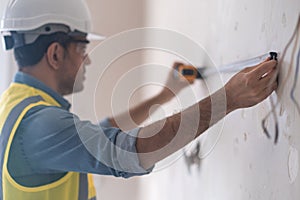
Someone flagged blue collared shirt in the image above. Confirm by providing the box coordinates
[9,72,151,187]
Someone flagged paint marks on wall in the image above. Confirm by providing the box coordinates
[288,146,299,183]
[234,22,239,31]
[282,13,287,28]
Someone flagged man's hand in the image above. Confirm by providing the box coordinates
[159,62,193,101]
[225,58,278,112]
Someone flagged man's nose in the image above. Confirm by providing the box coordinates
[84,54,91,65]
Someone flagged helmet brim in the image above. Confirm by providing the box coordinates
[87,32,106,41]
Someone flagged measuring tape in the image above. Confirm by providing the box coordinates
[175,52,278,82]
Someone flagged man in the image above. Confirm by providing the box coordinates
[0,0,278,200]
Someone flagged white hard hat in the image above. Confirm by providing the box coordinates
[0,0,105,49]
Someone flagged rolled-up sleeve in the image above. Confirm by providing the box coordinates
[98,117,154,176]
[20,106,153,178]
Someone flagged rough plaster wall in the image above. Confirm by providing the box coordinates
[140,0,300,200]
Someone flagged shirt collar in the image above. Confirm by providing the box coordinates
[14,72,71,110]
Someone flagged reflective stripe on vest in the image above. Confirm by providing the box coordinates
[0,96,43,199]
[0,83,96,200]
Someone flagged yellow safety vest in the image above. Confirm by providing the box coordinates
[0,83,96,200]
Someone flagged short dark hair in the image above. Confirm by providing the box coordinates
[14,32,71,68]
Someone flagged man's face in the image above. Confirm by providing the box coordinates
[58,36,91,95]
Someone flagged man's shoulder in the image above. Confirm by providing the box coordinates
[26,104,72,119]
[22,105,77,131]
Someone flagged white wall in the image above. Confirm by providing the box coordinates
[139,0,300,200]
[0,0,16,94]
[0,41,14,94]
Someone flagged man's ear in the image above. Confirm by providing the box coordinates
[46,43,66,70]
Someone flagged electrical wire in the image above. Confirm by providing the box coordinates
[290,46,300,115]
[271,96,279,143]
[262,14,300,144]
[262,75,281,143]
[278,15,300,90]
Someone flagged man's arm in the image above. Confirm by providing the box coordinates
[109,62,190,130]
[136,59,278,169]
